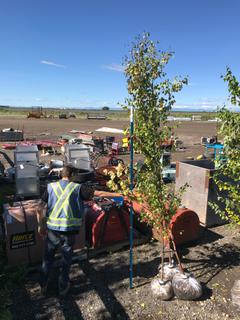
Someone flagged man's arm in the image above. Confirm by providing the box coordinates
[80,183,95,201]
[37,202,47,237]
[37,190,48,237]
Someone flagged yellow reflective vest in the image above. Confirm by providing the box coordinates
[46,180,83,232]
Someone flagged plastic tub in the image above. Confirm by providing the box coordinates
[110,196,124,206]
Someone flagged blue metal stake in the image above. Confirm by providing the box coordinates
[129,106,134,289]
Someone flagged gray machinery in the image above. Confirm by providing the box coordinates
[161,152,176,183]
[14,145,40,197]
[64,143,91,170]
[161,152,171,167]
[0,150,14,178]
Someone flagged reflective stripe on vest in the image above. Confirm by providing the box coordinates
[47,217,82,228]
[47,181,82,230]
[51,182,75,219]
[49,182,78,220]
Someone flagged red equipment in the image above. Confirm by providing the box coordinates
[132,201,200,246]
[2,140,59,150]
[169,208,200,245]
[85,197,130,248]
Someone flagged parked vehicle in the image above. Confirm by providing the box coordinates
[59,113,68,119]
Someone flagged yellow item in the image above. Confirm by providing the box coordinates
[122,137,129,148]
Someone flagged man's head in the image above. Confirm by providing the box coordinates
[61,165,74,179]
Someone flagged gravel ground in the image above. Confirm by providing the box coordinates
[3,117,239,319]
[0,117,217,164]
[10,225,240,320]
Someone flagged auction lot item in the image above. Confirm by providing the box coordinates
[175,160,225,227]
[0,128,24,142]
[14,145,40,197]
[64,143,91,170]
[85,196,130,248]
[3,200,85,267]
[132,201,200,245]
[231,280,240,308]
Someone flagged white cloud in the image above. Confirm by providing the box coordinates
[40,60,66,68]
[103,63,125,72]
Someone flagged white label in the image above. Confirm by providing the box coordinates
[130,106,134,123]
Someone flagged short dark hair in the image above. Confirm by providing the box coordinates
[61,165,74,178]
[80,183,95,200]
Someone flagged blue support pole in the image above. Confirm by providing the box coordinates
[129,106,134,289]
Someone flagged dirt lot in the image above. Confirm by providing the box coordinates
[0,116,217,163]
[9,225,240,320]
[2,117,240,320]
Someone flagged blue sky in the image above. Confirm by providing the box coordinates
[0,0,240,110]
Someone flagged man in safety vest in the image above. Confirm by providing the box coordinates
[37,165,94,296]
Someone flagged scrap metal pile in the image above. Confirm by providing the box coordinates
[0,127,202,270]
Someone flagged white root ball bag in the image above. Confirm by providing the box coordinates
[172,273,202,300]
[231,280,240,309]
[151,278,173,301]
[158,263,180,281]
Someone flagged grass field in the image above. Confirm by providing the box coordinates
[0,106,220,121]
[0,107,128,120]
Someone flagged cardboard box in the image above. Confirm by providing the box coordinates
[3,200,85,266]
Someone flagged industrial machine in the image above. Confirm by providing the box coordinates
[2,144,88,267]
[132,200,200,246]
[0,128,24,142]
[64,143,91,170]
[27,106,46,118]
[161,152,171,167]
[59,113,68,119]
[0,150,15,179]
[3,199,85,267]
[162,163,176,183]
[14,145,40,198]
[86,196,130,248]
[161,152,176,183]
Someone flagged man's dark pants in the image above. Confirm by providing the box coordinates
[41,229,76,290]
